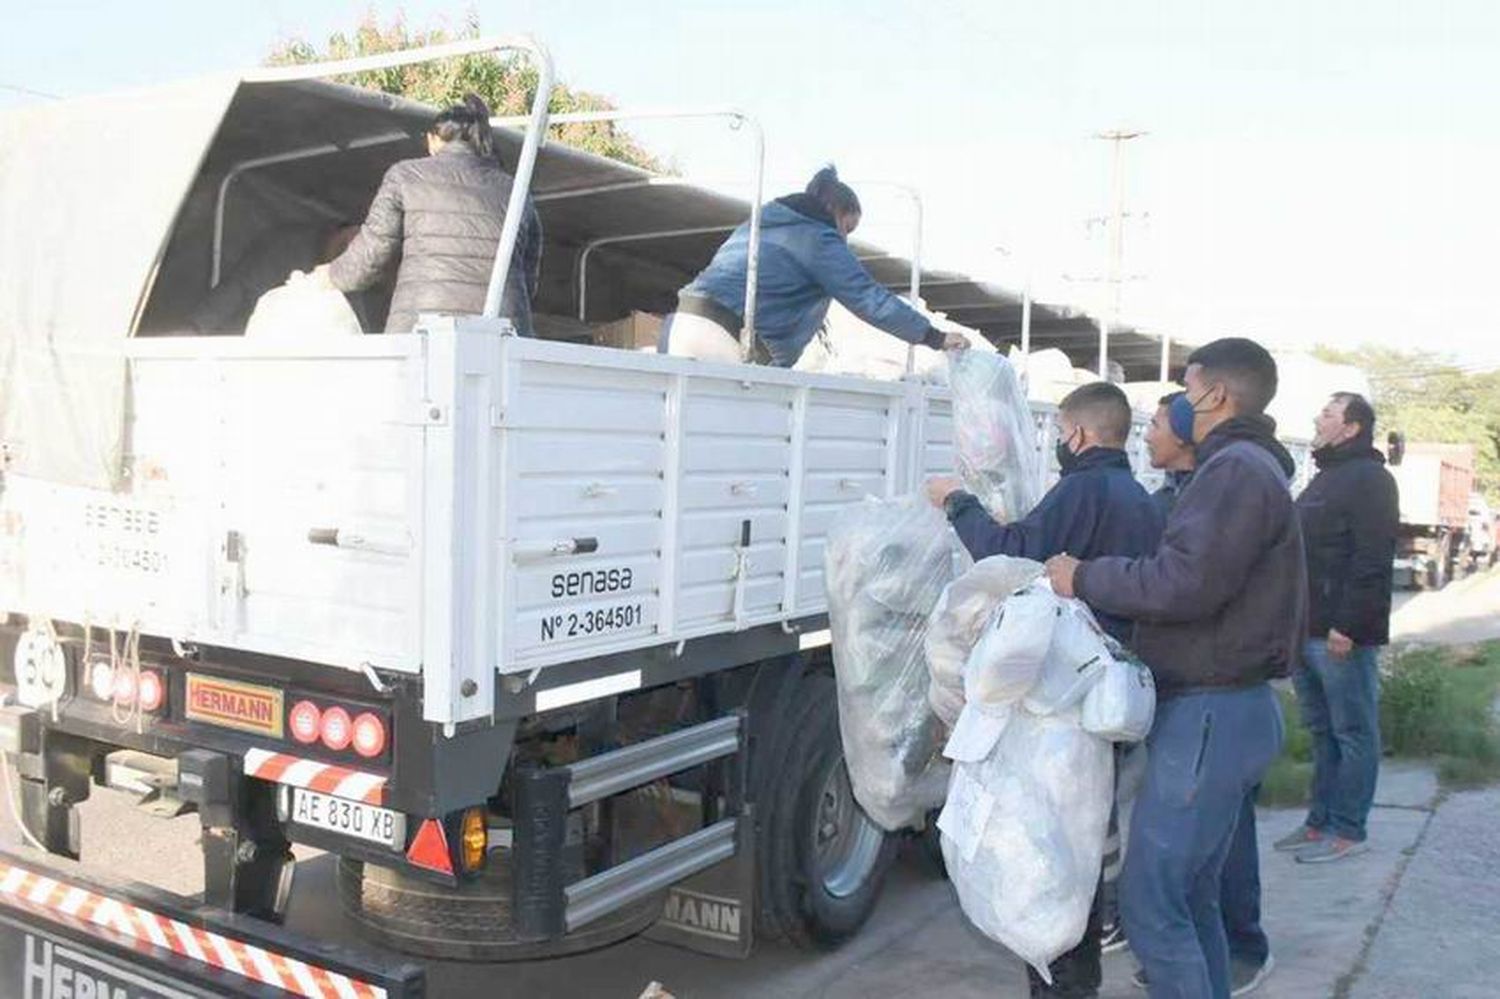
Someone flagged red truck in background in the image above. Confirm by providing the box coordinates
[1389,440,1479,589]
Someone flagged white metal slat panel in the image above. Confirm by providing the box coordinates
[674,379,795,631]
[505,357,668,662]
[795,388,898,612]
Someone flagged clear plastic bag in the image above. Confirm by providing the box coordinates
[948,351,1042,522]
[938,707,1114,982]
[825,496,958,831]
[1081,652,1156,742]
[925,556,1044,726]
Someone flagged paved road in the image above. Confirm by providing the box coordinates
[1390,565,1500,645]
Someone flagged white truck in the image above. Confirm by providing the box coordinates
[0,38,1009,991]
[0,36,1267,995]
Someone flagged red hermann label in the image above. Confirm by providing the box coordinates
[185,674,284,738]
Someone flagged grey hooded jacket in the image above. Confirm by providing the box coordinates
[329,143,543,333]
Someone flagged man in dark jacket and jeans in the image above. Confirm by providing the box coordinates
[928,380,1163,998]
[1276,393,1399,864]
[1047,338,1306,999]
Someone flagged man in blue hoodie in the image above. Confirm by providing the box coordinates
[664,165,967,365]
[928,380,1163,998]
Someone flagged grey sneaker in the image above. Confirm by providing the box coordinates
[1231,954,1275,996]
[1272,825,1322,852]
[1295,837,1370,864]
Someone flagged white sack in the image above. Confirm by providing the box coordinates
[825,496,956,830]
[948,351,1042,522]
[1023,600,1112,716]
[925,556,1044,726]
[939,707,1113,979]
[964,589,1057,708]
[1081,654,1156,742]
[245,271,363,340]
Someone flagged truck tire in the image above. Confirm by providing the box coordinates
[756,671,896,949]
[336,855,663,962]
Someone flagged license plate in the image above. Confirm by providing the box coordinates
[290,789,404,849]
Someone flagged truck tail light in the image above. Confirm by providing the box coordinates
[459,807,487,873]
[112,668,137,705]
[351,712,386,758]
[136,671,164,712]
[319,706,352,751]
[87,659,114,701]
[289,700,321,744]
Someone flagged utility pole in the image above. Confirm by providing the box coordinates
[1092,129,1146,379]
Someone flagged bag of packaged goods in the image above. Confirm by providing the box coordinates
[1022,599,1112,716]
[925,556,1044,725]
[825,496,957,830]
[245,270,363,339]
[948,350,1042,522]
[963,587,1057,708]
[938,706,1113,982]
[1081,651,1156,742]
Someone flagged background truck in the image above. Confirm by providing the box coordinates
[1389,440,1477,588]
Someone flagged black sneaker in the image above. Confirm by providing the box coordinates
[1100,921,1129,955]
[1130,967,1147,990]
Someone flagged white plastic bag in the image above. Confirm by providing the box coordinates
[939,707,1113,980]
[245,270,363,340]
[964,589,1057,708]
[948,351,1042,522]
[1081,654,1156,742]
[1023,600,1112,716]
[825,496,957,831]
[925,556,1044,725]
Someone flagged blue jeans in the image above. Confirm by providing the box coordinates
[1221,790,1269,966]
[1121,685,1283,999]
[1294,640,1381,841]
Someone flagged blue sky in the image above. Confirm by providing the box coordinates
[5,1,1498,365]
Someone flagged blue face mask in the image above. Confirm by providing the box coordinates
[1168,389,1212,444]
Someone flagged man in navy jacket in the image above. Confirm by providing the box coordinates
[927,380,1162,998]
[927,380,1164,644]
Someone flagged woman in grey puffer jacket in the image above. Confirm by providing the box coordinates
[327,94,543,333]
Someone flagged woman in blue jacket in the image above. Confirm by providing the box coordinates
[662,166,968,365]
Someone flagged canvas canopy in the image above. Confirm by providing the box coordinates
[0,71,1184,491]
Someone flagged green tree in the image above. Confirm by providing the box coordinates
[1313,344,1500,502]
[265,11,663,171]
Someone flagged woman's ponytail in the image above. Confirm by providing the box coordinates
[430,93,496,160]
[806,165,861,218]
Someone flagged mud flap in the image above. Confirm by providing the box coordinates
[642,803,755,959]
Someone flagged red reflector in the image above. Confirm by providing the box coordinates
[406,819,454,875]
[320,706,352,751]
[137,671,164,712]
[351,712,386,758]
[288,700,321,744]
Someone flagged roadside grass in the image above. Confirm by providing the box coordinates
[1259,641,1500,807]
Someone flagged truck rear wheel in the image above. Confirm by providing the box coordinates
[756,671,896,949]
[336,854,663,962]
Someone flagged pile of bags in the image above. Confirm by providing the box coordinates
[824,497,958,830]
[949,351,1042,522]
[929,557,1156,981]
